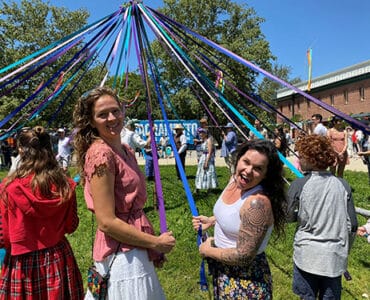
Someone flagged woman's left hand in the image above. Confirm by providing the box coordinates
[199,237,214,257]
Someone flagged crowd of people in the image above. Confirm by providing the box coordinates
[0,87,368,299]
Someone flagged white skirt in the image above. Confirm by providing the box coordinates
[85,248,165,300]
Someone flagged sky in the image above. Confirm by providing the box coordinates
[12,0,370,81]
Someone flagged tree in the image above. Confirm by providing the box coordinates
[107,73,162,121]
[149,0,276,125]
[257,64,301,127]
[0,0,101,129]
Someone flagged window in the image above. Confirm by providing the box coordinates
[306,98,310,108]
[344,90,348,104]
[330,95,334,106]
[360,87,365,101]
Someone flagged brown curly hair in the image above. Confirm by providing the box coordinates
[295,134,336,170]
[72,87,121,184]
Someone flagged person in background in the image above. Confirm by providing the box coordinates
[273,126,288,157]
[194,128,218,193]
[357,219,370,243]
[292,131,307,174]
[120,118,146,152]
[355,128,364,152]
[0,141,11,169]
[159,134,169,159]
[287,134,357,300]
[193,118,208,162]
[174,124,187,180]
[7,153,20,176]
[193,140,287,299]
[249,119,268,140]
[327,116,348,178]
[73,87,175,299]
[0,126,83,299]
[357,132,370,184]
[56,128,72,173]
[345,126,354,158]
[144,130,155,181]
[285,128,293,155]
[220,122,238,174]
[311,113,327,136]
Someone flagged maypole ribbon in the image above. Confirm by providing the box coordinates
[145,7,302,177]
[0,10,119,80]
[151,8,369,134]
[134,3,168,234]
[153,31,221,132]
[139,4,209,291]
[194,51,304,132]
[0,7,122,129]
[147,10,249,144]
[112,7,131,89]
[30,16,119,122]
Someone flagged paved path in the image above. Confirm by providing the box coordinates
[136,150,368,172]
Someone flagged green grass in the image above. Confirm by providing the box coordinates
[1,166,369,299]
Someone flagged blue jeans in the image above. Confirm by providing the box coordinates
[293,264,342,300]
[145,153,153,177]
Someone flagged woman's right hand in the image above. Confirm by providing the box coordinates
[155,231,176,254]
[192,215,215,231]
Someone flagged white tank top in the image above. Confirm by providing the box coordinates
[213,184,273,254]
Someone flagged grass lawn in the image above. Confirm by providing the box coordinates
[1,165,369,299]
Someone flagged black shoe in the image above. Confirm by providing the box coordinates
[147,176,154,181]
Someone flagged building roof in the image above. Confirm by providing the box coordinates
[276,60,370,98]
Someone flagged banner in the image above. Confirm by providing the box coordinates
[136,120,199,145]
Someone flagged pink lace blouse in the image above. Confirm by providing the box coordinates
[84,139,156,261]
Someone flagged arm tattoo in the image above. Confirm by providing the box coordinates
[94,163,109,178]
[220,198,270,266]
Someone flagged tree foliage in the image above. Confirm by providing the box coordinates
[0,0,301,130]
[149,0,276,124]
[0,0,101,129]
[107,73,163,121]
[257,64,302,127]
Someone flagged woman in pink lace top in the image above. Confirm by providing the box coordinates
[73,87,175,300]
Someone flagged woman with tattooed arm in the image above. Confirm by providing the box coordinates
[192,140,287,299]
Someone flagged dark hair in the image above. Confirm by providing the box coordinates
[234,140,287,237]
[274,126,288,156]
[72,87,121,183]
[5,126,73,202]
[331,115,342,124]
[311,114,323,122]
[295,134,336,170]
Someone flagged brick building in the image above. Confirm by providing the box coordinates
[275,60,370,133]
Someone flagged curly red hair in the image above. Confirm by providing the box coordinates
[295,134,336,170]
